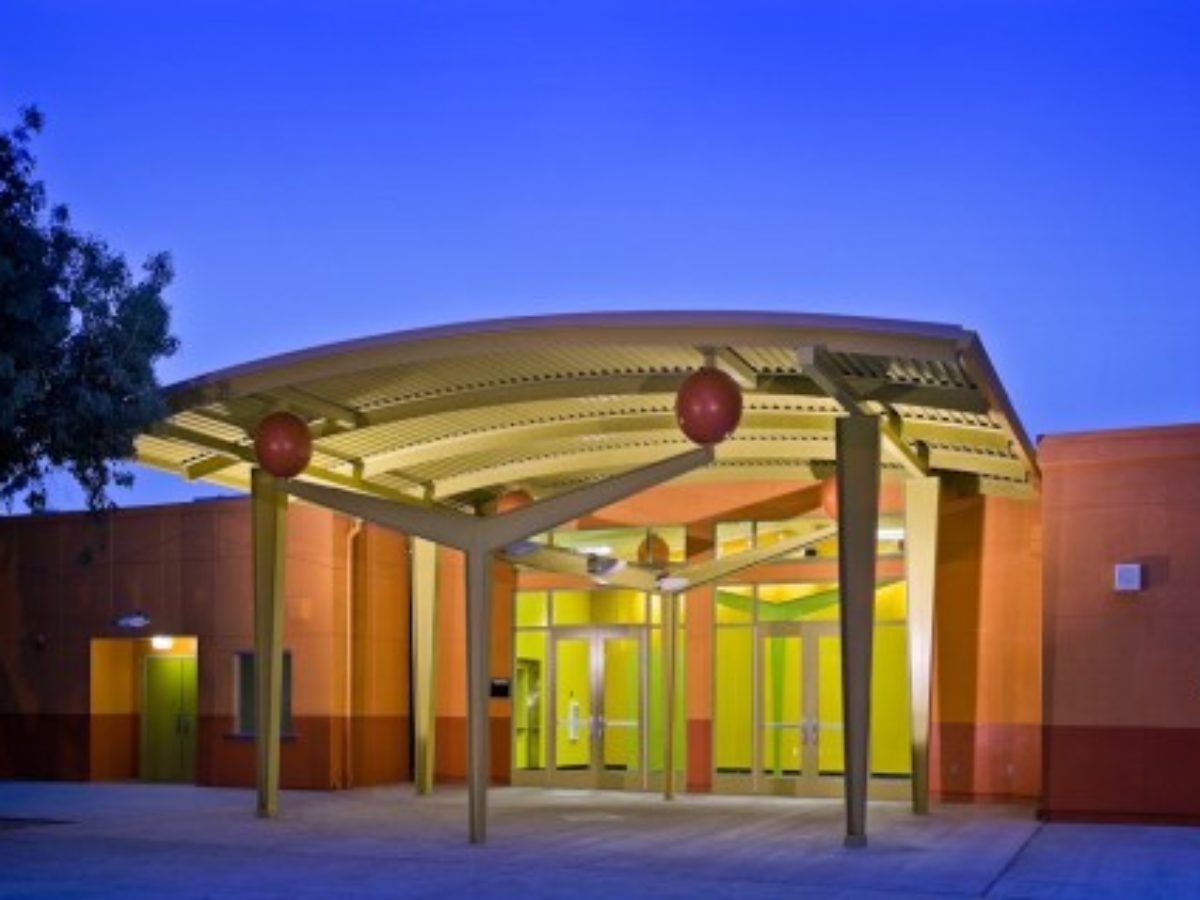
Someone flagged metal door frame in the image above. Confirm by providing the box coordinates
[713,617,911,800]
[756,621,834,796]
[547,627,647,790]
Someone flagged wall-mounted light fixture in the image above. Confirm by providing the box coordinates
[585,554,625,578]
[503,539,541,558]
[656,574,689,593]
[150,635,174,651]
[1114,563,1144,593]
[113,610,151,630]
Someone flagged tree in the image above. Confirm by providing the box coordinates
[0,107,179,511]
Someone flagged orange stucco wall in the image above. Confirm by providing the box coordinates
[1041,424,1200,821]
[931,493,1042,801]
[0,500,410,789]
[432,547,516,783]
[2,471,1048,806]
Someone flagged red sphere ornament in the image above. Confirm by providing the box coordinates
[494,488,534,514]
[819,476,839,519]
[637,534,672,567]
[254,412,313,478]
[675,368,743,445]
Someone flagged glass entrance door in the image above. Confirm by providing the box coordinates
[754,621,910,797]
[760,630,803,782]
[550,630,644,789]
[759,625,821,795]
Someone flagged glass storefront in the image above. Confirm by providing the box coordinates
[713,581,912,798]
[513,520,912,801]
[512,587,686,791]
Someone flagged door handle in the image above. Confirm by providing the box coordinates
[802,720,817,745]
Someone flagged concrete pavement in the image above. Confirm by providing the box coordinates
[2,782,1199,898]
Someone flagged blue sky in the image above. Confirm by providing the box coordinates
[3,1,1198,507]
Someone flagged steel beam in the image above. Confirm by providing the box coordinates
[480,447,713,550]
[464,546,492,844]
[411,537,439,795]
[251,469,287,818]
[835,415,881,847]
[662,591,680,800]
[904,476,940,814]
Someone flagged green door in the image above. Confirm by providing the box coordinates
[141,655,197,782]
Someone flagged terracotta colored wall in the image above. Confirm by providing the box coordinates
[0,498,412,790]
[433,546,514,784]
[434,546,465,780]
[88,639,139,780]
[1041,424,1200,821]
[684,521,714,791]
[346,523,411,787]
[578,478,905,529]
[2,470,1048,807]
[191,500,344,789]
[930,492,1042,802]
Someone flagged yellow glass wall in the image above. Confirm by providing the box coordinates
[648,626,685,774]
[515,590,548,628]
[817,633,842,774]
[553,589,646,626]
[554,637,592,769]
[513,631,547,770]
[602,637,639,771]
[758,583,841,622]
[714,581,912,783]
[715,625,753,772]
[815,623,911,776]
[761,634,802,776]
[869,623,911,776]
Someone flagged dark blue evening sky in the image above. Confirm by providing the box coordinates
[3,1,1198,506]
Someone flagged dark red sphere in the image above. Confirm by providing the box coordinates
[675,368,743,445]
[819,476,839,519]
[254,412,312,478]
[494,488,534,514]
[637,534,672,567]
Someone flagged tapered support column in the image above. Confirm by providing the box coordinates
[835,415,881,847]
[412,537,439,795]
[465,548,492,844]
[251,469,288,818]
[904,477,940,815]
[662,592,678,800]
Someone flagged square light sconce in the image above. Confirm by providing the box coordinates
[1113,563,1144,593]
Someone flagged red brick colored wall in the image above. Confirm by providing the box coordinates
[0,499,412,789]
[1041,424,1200,821]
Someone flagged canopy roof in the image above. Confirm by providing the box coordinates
[136,311,1038,507]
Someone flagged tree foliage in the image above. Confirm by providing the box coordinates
[0,107,179,511]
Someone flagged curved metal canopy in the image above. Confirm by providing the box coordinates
[135,311,1038,506]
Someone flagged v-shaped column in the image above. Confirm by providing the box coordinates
[280,446,713,843]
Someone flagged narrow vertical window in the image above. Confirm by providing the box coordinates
[235,651,294,735]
